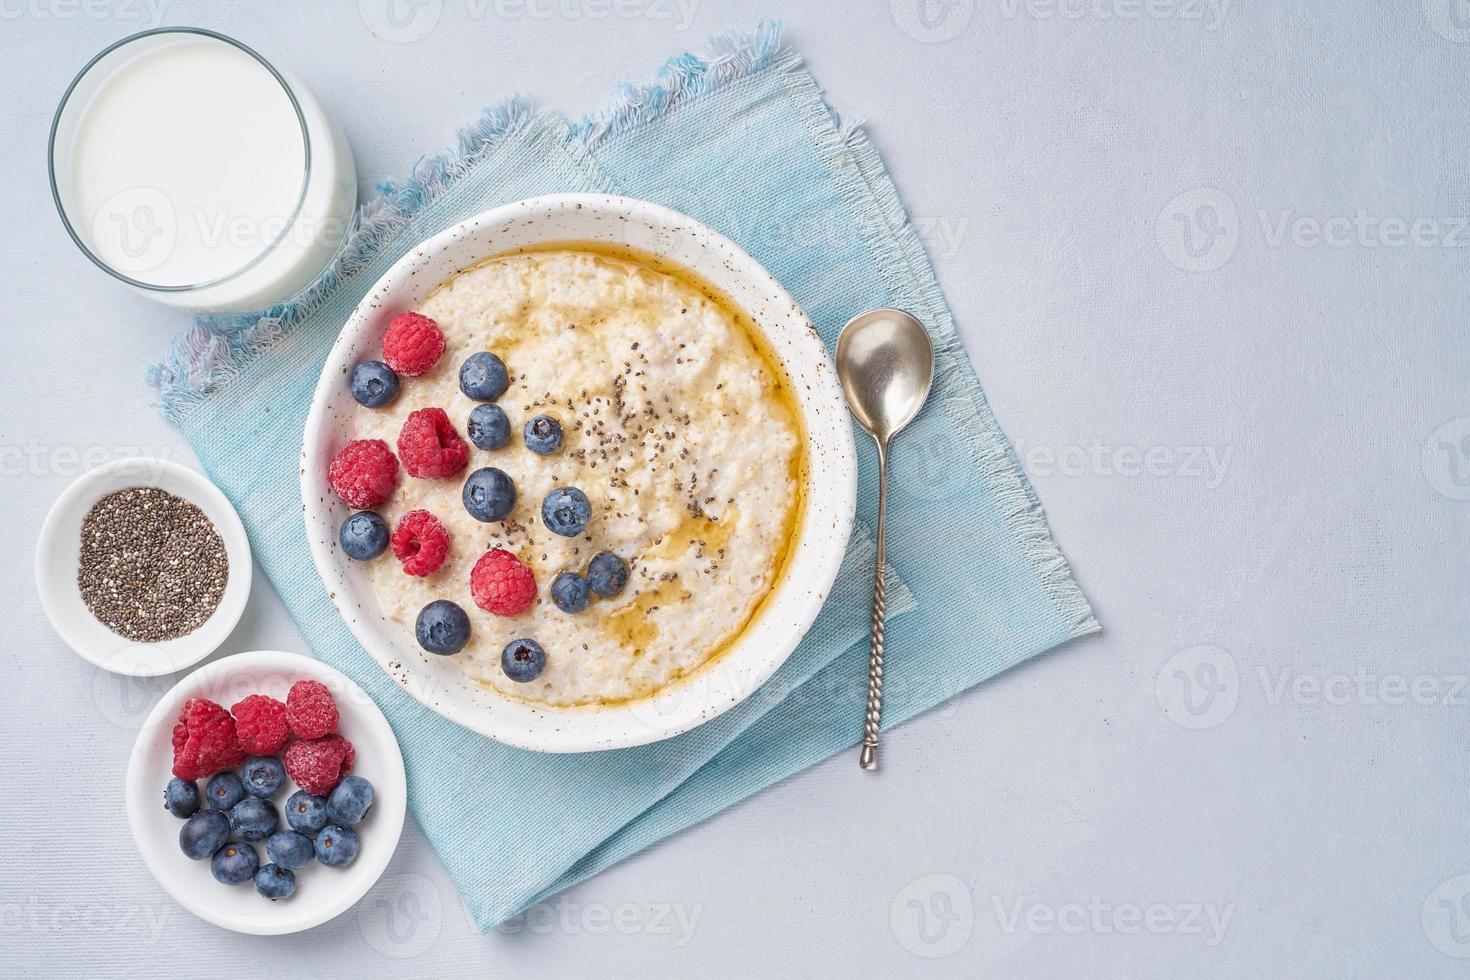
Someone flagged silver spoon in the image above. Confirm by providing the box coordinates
[836,308,934,771]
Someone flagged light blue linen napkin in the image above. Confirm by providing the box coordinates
[148,23,1096,928]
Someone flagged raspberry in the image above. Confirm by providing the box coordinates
[285,679,339,740]
[171,698,245,780]
[230,694,290,755]
[470,548,536,616]
[338,735,356,771]
[398,408,469,479]
[382,311,445,376]
[391,509,450,576]
[327,439,399,508]
[283,734,354,797]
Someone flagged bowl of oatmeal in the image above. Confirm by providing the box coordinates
[301,194,856,751]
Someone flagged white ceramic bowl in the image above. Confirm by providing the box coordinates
[301,193,856,752]
[126,650,407,935]
[35,456,252,675]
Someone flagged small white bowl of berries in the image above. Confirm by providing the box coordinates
[125,650,406,935]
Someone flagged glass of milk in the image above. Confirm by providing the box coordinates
[49,28,357,313]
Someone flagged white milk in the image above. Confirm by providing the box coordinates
[52,31,356,312]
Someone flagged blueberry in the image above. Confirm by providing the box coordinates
[415,599,470,655]
[459,352,509,401]
[466,404,510,450]
[210,842,259,885]
[254,863,296,901]
[241,756,286,798]
[327,776,375,826]
[339,511,389,560]
[229,797,279,842]
[540,487,590,537]
[501,638,546,683]
[265,830,315,869]
[315,824,360,868]
[285,791,329,835]
[523,415,563,454]
[205,771,245,810]
[164,778,199,818]
[179,809,231,860]
[350,360,400,408]
[550,572,590,613]
[587,551,629,597]
[463,466,516,522]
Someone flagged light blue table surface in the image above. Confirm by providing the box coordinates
[3,2,1467,977]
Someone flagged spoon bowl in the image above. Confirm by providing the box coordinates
[836,308,934,443]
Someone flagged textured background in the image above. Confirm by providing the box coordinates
[3,1,1469,976]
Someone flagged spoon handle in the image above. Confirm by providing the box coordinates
[859,441,889,771]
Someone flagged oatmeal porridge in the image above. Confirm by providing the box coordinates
[339,247,804,707]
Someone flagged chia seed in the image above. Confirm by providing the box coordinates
[77,487,228,643]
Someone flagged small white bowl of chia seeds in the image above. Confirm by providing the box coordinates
[35,456,252,675]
